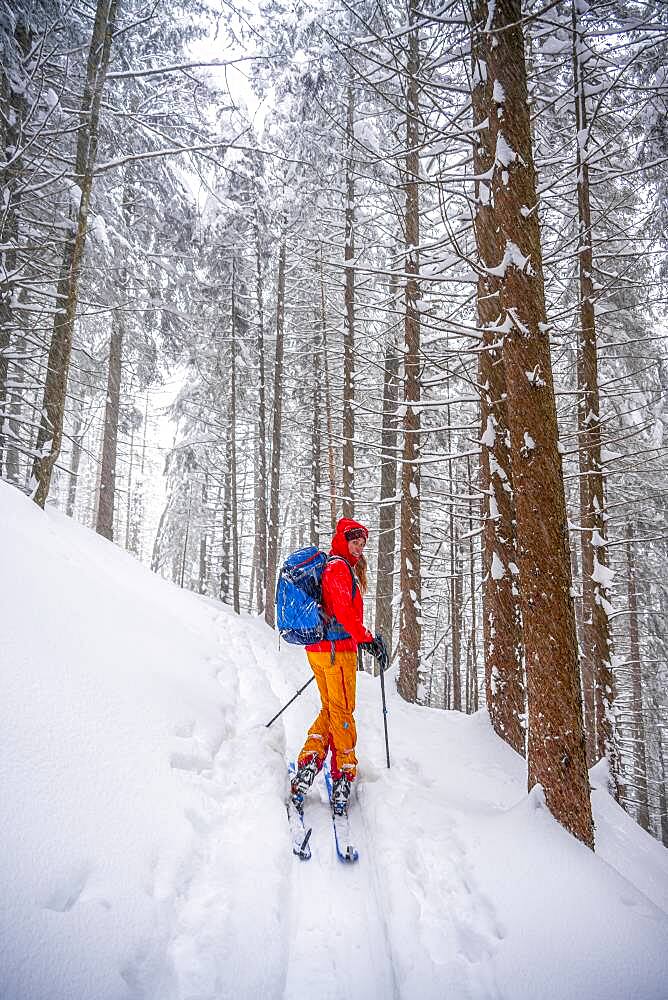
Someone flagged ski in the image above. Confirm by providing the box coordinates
[287,764,312,860]
[324,764,359,863]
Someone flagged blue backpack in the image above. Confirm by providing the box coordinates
[276,545,357,645]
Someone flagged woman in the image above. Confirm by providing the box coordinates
[291,517,386,813]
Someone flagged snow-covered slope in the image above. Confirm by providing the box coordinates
[2,480,667,1000]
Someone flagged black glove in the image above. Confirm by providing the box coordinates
[359,634,389,670]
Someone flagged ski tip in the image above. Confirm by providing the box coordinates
[340,845,359,863]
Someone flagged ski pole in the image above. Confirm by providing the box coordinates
[265,674,315,728]
[378,650,391,768]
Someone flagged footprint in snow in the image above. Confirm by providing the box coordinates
[44,866,90,912]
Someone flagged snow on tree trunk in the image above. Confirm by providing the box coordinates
[571,3,619,788]
[469,0,525,755]
[397,0,423,704]
[66,413,84,520]
[96,312,123,539]
[451,523,463,711]
[265,237,286,629]
[199,478,208,596]
[253,198,268,614]
[310,315,322,548]
[466,453,480,715]
[342,81,356,519]
[484,0,594,848]
[0,21,30,481]
[374,284,400,652]
[625,521,649,831]
[319,245,337,533]
[230,260,240,615]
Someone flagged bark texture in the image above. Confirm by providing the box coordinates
[265,238,286,628]
[253,200,268,613]
[374,291,400,650]
[625,522,649,830]
[572,3,618,785]
[319,247,337,532]
[96,312,123,539]
[342,82,356,518]
[485,0,594,848]
[0,21,31,479]
[470,0,525,754]
[397,0,422,703]
[310,311,322,547]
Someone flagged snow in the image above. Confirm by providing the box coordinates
[485,241,532,279]
[2,480,668,1000]
[491,550,506,580]
[495,132,517,169]
[492,80,505,104]
[481,415,496,448]
[592,554,615,590]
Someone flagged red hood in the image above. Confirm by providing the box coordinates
[330,517,369,565]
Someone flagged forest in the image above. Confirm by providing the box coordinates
[2,0,667,851]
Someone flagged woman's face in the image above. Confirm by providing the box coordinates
[347,536,366,560]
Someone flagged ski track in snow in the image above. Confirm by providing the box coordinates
[264,634,398,1000]
[166,612,290,1000]
[356,698,505,1000]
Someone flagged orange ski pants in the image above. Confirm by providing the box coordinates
[298,650,358,780]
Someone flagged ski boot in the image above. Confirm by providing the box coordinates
[330,773,352,816]
[290,756,319,809]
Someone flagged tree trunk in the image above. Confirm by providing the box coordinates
[469,0,525,755]
[0,21,31,480]
[199,477,208,595]
[310,314,322,547]
[265,237,286,628]
[397,0,422,705]
[125,406,134,550]
[31,0,119,507]
[447,404,462,712]
[96,312,123,539]
[484,0,594,848]
[466,454,480,715]
[253,198,268,612]
[66,409,84,518]
[151,498,170,574]
[625,521,649,830]
[220,436,232,604]
[320,246,337,531]
[342,82,356,518]
[571,2,619,789]
[230,260,240,614]
[374,280,400,650]
[180,488,192,589]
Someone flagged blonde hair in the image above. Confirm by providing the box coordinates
[355,553,368,595]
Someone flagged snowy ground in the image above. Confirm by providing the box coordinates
[2,479,667,1000]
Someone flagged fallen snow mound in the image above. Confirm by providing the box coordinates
[1,481,667,1000]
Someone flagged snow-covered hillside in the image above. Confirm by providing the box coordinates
[2,480,667,1000]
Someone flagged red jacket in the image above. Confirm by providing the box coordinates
[306,518,374,653]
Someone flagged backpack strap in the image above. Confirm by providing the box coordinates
[324,556,358,663]
[325,555,357,599]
